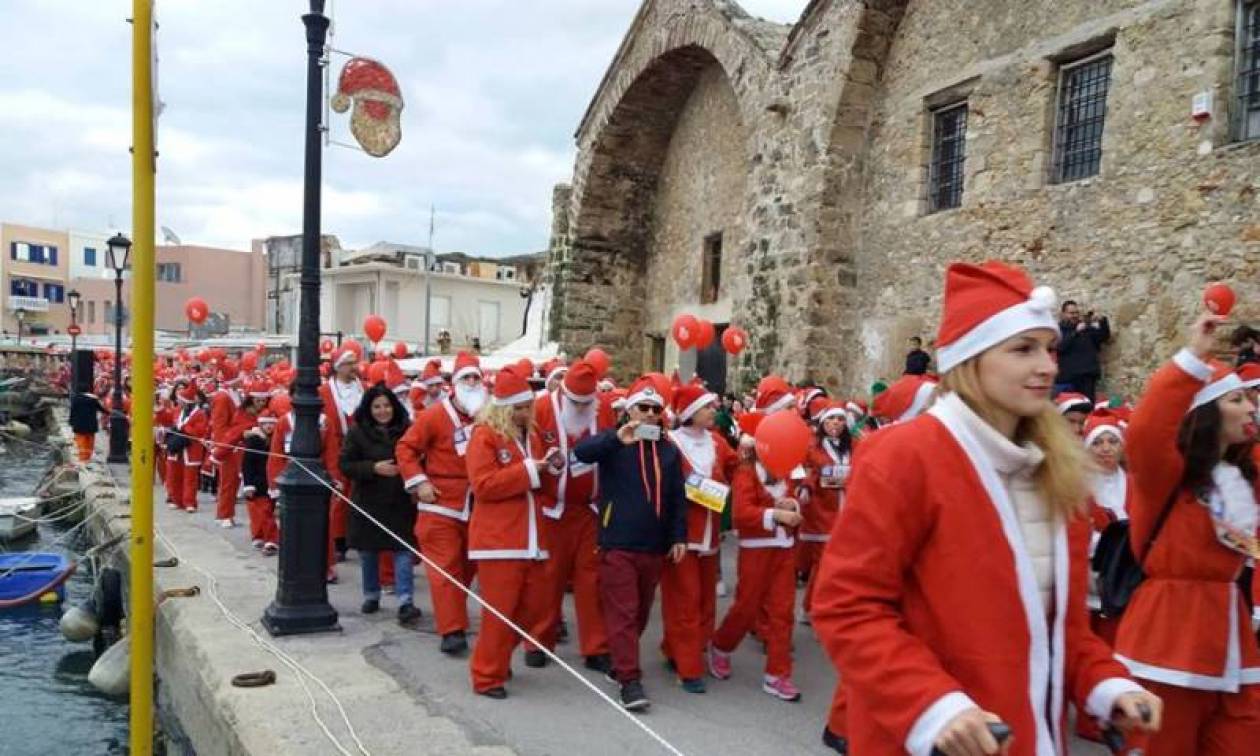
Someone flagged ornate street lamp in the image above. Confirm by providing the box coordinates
[262,0,338,636]
[14,307,26,345]
[67,289,81,390]
[106,233,132,463]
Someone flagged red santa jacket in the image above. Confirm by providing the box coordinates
[730,461,797,549]
[466,424,548,560]
[534,390,615,519]
[173,404,209,465]
[267,411,334,497]
[811,393,1137,756]
[209,387,242,463]
[666,427,738,553]
[1115,350,1260,691]
[802,438,854,542]
[395,397,476,521]
[1085,469,1134,533]
[318,378,365,484]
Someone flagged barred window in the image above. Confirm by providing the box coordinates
[928,102,968,212]
[1237,1,1260,140]
[1052,53,1113,183]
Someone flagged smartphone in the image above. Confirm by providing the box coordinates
[633,423,661,442]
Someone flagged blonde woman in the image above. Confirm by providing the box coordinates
[812,262,1162,756]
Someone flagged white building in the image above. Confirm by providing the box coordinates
[67,230,111,281]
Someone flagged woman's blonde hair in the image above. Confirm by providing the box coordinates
[939,359,1090,520]
[476,401,532,443]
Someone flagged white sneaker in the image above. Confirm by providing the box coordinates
[716,580,728,598]
[167,502,180,510]
[251,539,264,549]
[219,518,236,528]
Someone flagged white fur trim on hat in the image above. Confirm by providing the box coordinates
[547,365,568,382]
[762,392,796,415]
[678,392,716,423]
[1191,373,1245,412]
[1084,424,1123,447]
[453,365,482,382]
[817,406,847,423]
[334,350,358,368]
[562,384,596,403]
[422,375,445,387]
[936,286,1058,374]
[626,386,664,407]
[898,380,938,423]
[492,389,534,407]
[1056,396,1092,414]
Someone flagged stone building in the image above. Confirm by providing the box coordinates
[546,0,1260,396]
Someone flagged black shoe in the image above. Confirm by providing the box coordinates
[524,650,548,668]
[556,618,570,644]
[398,603,422,626]
[584,654,612,674]
[619,680,650,712]
[361,599,379,615]
[440,631,468,656]
[478,686,507,700]
[822,727,848,755]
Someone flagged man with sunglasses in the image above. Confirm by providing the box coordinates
[573,376,688,712]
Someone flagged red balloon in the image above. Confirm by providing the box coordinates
[721,326,749,355]
[1204,282,1235,317]
[584,348,611,378]
[363,314,387,344]
[320,338,335,354]
[754,411,812,479]
[196,348,212,364]
[694,319,715,350]
[671,314,699,349]
[392,341,409,359]
[184,297,209,324]
[240,351,259,372]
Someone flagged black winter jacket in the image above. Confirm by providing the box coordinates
[69,392,106,434]
[1057,317,1110,380]
[339,422,417,552]
[574,428,687,554]
[241,432,270,496]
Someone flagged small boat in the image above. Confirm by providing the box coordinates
[0,552,76,608]
[0,497,41,541]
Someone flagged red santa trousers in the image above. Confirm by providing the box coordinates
[659,550,718,680]
[1128,681,1260,756]
[798,540,825,615]
[415,512,473,635]
[178,461,201,510]
[246,495,279,545]
[74,432,94,461]
[598,549,663,684]
[712,545,795,679]
[531,509,607,656]
[215,450,242,520]
[1076,612,1123,741]
[827,682,849,737]
[469,559,550,693]
[164,456,182,504]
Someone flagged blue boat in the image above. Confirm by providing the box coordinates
[0,553,76,608]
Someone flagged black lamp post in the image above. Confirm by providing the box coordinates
[106,232,131,464]
[67,289,81,391]
[14,308,25,345]
[262,0,338,636]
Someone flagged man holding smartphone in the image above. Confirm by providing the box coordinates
[574,376,688,712]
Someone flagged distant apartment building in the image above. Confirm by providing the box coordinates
[68,229,112,281]
[0,222,72,337]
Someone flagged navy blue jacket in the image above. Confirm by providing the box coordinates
[574,427,687,554]
[69,392,106,434]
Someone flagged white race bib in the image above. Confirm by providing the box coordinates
[685,472,729,513]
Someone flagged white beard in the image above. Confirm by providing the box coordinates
[561,397,595,438]
[454,384,487,416]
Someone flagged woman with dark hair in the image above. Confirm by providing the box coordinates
[1115,311,1260,755]
[339,383,420,624]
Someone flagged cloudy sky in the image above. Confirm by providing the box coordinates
[1,0,807,257]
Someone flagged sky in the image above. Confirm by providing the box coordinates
[0,0,808,257]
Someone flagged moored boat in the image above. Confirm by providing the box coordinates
[0,497,41,541]
[0,552,76,608]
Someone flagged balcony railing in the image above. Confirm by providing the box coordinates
[7,295,50,312]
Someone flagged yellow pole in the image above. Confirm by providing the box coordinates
[129,1,156,754]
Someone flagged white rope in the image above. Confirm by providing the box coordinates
[0,499,113,581]
[13,495,88,524]
[163,426,688,756]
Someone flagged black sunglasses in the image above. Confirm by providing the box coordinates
[634,403,662,415]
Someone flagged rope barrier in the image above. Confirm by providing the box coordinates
[163,426,689,756]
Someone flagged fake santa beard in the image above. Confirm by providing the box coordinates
[347,99,402,157]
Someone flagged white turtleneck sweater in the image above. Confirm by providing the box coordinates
[946,394,1054,612]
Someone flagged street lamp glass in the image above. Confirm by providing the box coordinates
[67,289,81,314]
[106,232,132,273]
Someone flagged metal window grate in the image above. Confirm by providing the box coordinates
[1053,54,1113,183]
[928,103,968,212]
[1237,2,1260,140]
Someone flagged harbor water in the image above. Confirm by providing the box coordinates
[0,440,129,756]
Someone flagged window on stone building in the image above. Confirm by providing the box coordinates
[647,335,665,373]
[701,232,723,304]
[1236,1,1260,141]
[928,103,968,212]
[1052,52,1113,183]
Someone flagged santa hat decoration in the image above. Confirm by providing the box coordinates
[177,383,199,404]
[1237,362,1260,389]
[626,376,666,408]
[452,351,482,382]
[329,57,404,157]
[491,366,533,407]
[672,382,716,424]
[247,378,274,399]
[419,358,444,387]
[1186,356,1246,412]
[935,261,1058,374]
[871,374,937,424]
[754,375,795,414]
[1083,408,1124,447]
[1055,392,1093,415]
[806,395,831,423]
[562,360,599,403]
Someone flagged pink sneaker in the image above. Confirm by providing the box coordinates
[762,675,801,702]
[707,646,731,680]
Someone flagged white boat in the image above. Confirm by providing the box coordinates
[0,497,41,541]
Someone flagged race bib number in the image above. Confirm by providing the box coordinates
[453,427,470,457]
[568,450,593,478]
[820,464,849,489]
[685,473,729,513]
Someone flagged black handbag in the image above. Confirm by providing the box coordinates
[166,431,190,456]
[1091,490,1177,618]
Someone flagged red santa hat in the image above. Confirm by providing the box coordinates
[1083,408,1124,447]
[672,382,716,423]
[544,359,568,384]
[1185,354,1246,412]
[1054,392,1093,415]
[491,366,533,406]
[754,375,795,414]
[257,409,278,427]
[1237,362,1260,389]
[329,57,402,114]
[798,386,825,415]
[935,261,1058,374]
[246,378,274,399]
[177,383,199,404]
[452,351,482,382]
[871,374,937,423]
[333,346,359,369]
[609,388,629,412]
[626,376,666,408]
[562,360,600,403]
[805,395,831,423]
[385,361,407,393]
[218,359,241,385]
[816,400,848,424]
[845,399,868,419]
